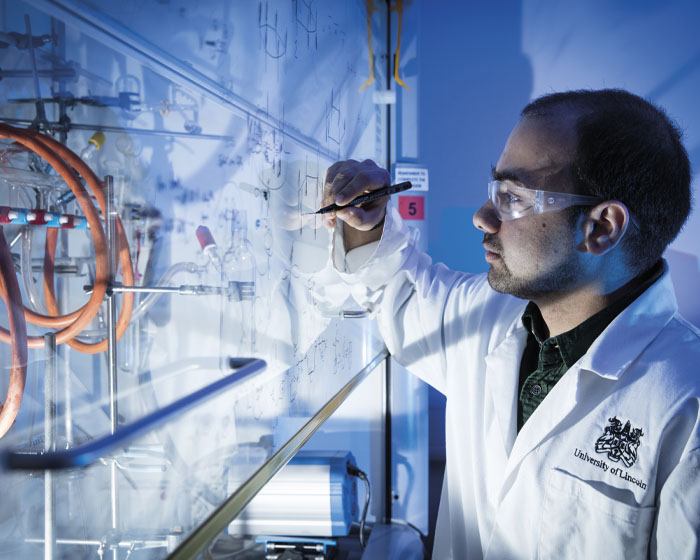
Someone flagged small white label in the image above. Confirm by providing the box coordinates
[395,166,429,192]
[373,89,396,105]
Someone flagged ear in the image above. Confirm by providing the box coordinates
[582,201,630,256]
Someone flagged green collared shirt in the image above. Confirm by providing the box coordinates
[517,261,665,432]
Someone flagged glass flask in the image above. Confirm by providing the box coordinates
[221,210,256,357]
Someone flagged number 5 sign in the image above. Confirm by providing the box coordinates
[398,195,425,220]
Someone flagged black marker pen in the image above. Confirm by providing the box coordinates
[307,181,412,215]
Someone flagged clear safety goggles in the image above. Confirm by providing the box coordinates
[488,180,602,222]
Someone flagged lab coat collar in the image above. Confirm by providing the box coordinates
[484,309,529,455]
[491,261,677,489]
[577,260,677,380]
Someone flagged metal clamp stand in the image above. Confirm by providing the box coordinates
[104,175,120,560]
[44,332,57,560]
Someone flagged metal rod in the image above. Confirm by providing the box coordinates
[104,174,118,438]
[58,230,73,446]
[23,14,49,130]
[89,284,200,294]
[383,0,394,525]
[3,359,267,470]
[0,68,76,79]
[57,226,76,528]
[168,349,389,560]
[105,180,118,412]
[28,538,102,546]
[104,175,119,558]
[43,332,57,560]
[25,537,168,548]
[24,14,43,104]
[384,355,393,523]
[0,117,236,142]
[385,0,392,173]
[51,14,70,144]
[8,230,23,249]
[105,175,119,291]
[83,283,253,299]
[113,285,184,293]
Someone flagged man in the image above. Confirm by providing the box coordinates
[321,90,700,558]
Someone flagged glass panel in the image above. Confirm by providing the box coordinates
[0,1,388,557]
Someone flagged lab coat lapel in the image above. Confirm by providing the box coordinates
[503,365,581,484]
[500,265,677,486]
[484,317,527,456]
[579,269,677,380]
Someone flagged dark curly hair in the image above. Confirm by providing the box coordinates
[522,89,692,273]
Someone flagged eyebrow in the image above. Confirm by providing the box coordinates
[491,165,526,185]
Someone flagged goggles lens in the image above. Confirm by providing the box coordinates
[488,180,601,221]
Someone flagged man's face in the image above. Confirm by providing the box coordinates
[473,113,587,301]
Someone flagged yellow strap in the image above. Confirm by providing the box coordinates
[392,0,410,91]
[359,0,378,93]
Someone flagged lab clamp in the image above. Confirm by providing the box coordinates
[83,222,255,303]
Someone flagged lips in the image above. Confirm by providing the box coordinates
[482,238,503,263]
[482,235,503,257]
[483,243,500,256]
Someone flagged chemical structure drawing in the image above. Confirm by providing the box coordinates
[332,331,353,375]
[296,155,321,234]
[247,385,266,420]
[155,177,214,206]
[325,89,346,156]
[321,14,346,45]
[282,336,333,412]
[201,18,231,60]
[258,1,287,60]
[161,216,193,235]
[298,156,320,198]
[294,0,318,52]
[218,141,239,170]
[247,109,287,191]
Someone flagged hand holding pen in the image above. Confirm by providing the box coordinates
[321,159,402,234]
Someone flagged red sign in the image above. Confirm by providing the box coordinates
[398,195,425,220]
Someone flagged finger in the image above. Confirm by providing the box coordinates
[323,160,353,187]
[336,199,386,231]
[322,173,354,209]
[324,159,358,186]
[322,211,336,230]
[299,213,326,230]
[323,160,358,200]
[334,169,390,206]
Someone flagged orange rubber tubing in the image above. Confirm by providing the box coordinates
[0,122,135,436]
[0,229,28,438]
[0,123,134,437]
[0,123,108,333]
[0,123,133,352]
[32,129,135,353]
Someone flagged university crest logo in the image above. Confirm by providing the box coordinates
[594,417,644,468]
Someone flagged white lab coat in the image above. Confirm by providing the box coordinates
[329,203,700,559]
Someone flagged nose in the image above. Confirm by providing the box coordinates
[473,200,501,233]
